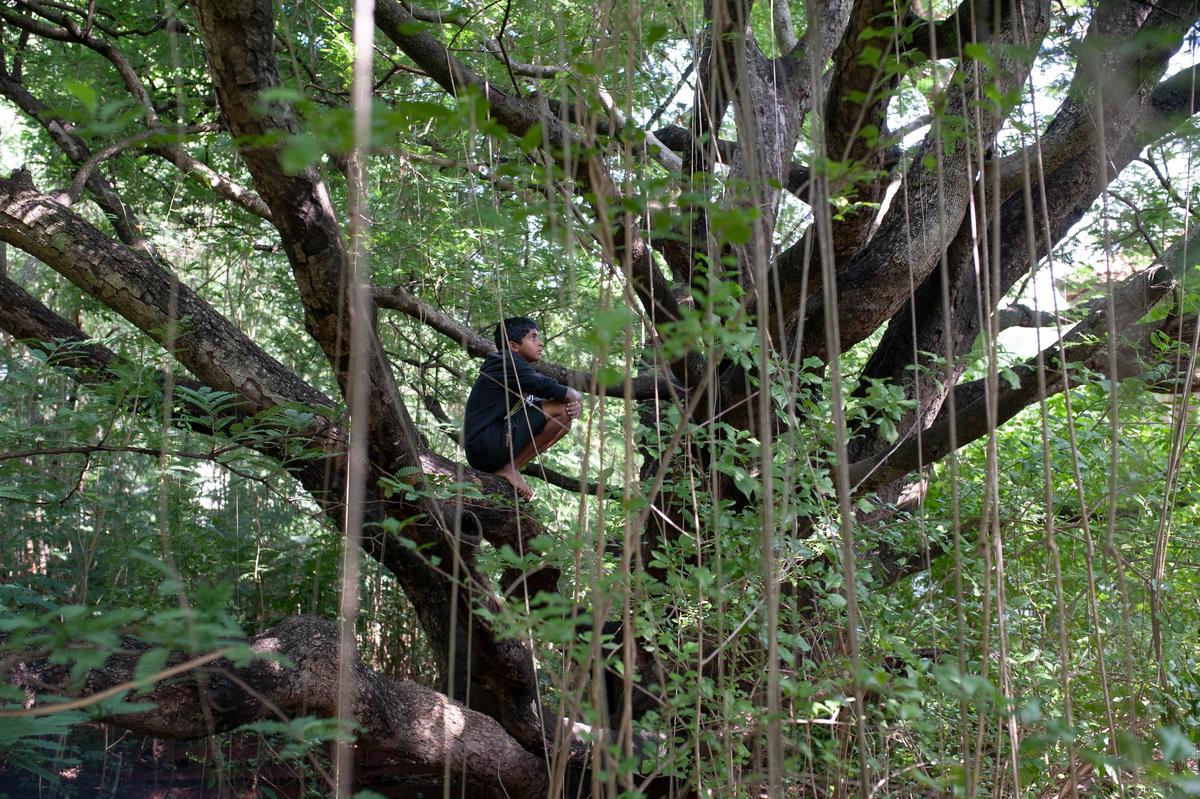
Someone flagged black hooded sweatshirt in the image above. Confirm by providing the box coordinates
[462,351,569,447]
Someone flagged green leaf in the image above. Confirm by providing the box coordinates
[519,123,545,153]
[280,134,324,174]
[132,647,170,693]
[63,81,98,115]
[644,23,669,45]
[1157,725,1197,763]
[962,42,994,67]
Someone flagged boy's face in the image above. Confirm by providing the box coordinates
[508,328,543,362]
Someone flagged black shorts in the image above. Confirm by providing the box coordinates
[465,402,547,472]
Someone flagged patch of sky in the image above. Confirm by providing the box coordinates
[0,104,33,174]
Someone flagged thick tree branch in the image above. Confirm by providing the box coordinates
[771,0,798,53]
[868,309,1197,588]
[521,460,610,496]
[193,0,426,485]
[194,0,553,751]
[821,0,906,268]
[397,2,561,77]
[994,0,1200,205]
[851,0,1200,468]
[791,0,1050,361]
[375,1,558,148]
[685,0,755,175]
[0,270,352,506]
[0,273,122,380]
[848,265,1176,493]
[4,615,548,799]
[995,303,1076,331]
[905,0,1009,59]
[0,171,333,418]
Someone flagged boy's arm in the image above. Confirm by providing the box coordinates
[504,351,572,401]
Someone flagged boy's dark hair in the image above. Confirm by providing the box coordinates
[494,316,539,351]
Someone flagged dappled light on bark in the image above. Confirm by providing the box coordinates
[0,0,1198,796]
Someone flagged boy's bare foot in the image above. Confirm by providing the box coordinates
[495,463,534,500]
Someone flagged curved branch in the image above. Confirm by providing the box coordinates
[0,171,333,417]
[0,60,158,258]
[850,3,1200,470]
[6,2,160,127]
[995,302,1079,331]
[792,0,1051,361]
[849,265,1177,493]
[375,0,683,350]
[869,310,1197,588]
[403,4,585,85]
[4,615,548,799]
[482,37,563,79]
[904,0,1009,59]
[994,1,1200,204]
[0,270,348,506]
[373,283,678,399]
[146,141,275,222]
[595,85,682,173]
[193,0,423,482]
[821,0,906,267]
[521,460,610,496]
[71,114,279,224]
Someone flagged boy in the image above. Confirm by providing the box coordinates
[463,317,582,499]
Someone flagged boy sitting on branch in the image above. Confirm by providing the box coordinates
[463,316,582,499]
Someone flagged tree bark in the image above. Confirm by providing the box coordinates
[6,615,548,799]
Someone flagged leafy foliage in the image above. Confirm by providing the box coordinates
[1,0,1199,796]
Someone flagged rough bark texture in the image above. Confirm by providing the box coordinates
[1,0,1199,788]
[846,0,1200,516]
[850,265,1178,493]
[0,170,334,418]
[793,0,1051,362]
[190,0,558,753]
[6,616,548,799]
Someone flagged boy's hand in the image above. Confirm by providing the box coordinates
[565,388,582,419]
